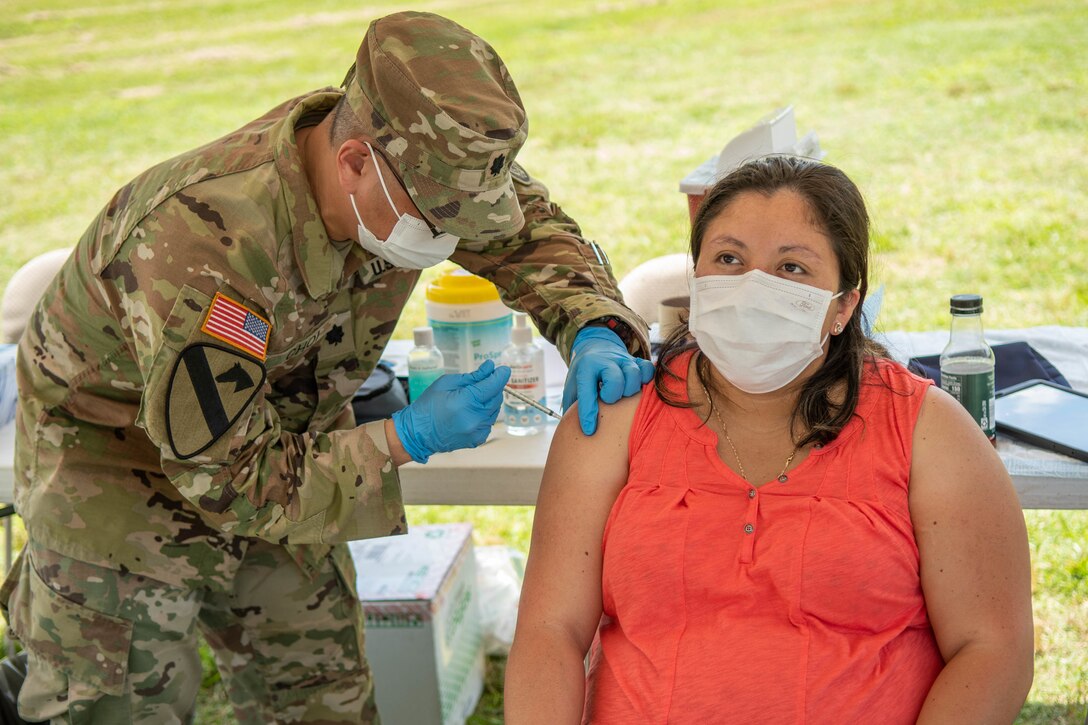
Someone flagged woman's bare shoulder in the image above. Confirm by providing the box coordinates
[551,391,643,454]
[540,391,642,503]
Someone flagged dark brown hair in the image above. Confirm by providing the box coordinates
[654,154,888,447]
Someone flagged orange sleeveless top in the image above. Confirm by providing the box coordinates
[584,352,943,724]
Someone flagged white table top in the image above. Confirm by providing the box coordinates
[1,327,1086,510]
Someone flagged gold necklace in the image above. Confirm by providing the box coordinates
[698,377,798,484]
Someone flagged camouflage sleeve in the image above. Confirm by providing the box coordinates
[449,163,650,364]
[160,406,407,546]
[98,199,405,545]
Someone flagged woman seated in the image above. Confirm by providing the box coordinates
[504,155,1033,724]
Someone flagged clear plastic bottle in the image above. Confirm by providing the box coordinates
[939,294,996,444]
[501,313,546,436]
[407,326,445,402]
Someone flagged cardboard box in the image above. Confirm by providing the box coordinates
[349,523,484,725]
[678,106,824,223]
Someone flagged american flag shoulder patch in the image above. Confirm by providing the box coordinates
[200,293,271,361]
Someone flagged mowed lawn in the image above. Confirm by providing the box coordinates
[1,0,1085,722]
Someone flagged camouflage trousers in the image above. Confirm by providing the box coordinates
[1,539,379,724]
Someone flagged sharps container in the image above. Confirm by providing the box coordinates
[425,270,512,375]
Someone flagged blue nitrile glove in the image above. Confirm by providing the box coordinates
[391,359,511,463]
[562,327,654,436]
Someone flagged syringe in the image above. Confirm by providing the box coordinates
[502,385,562,421]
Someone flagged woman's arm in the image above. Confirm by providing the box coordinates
[910,386,1034,723]
[504,394,639,724]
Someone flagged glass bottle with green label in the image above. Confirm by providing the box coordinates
[939,294,996,444]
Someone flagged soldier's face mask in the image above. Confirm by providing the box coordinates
[349,143,459,269]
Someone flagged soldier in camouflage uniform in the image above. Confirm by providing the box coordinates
[0,10,651,725]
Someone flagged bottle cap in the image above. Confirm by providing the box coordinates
[511,313,532,344]
[950,294,983,315]
[425,269,501,304]
[413,326,435,347]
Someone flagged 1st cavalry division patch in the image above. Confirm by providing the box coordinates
[166,343,267,459]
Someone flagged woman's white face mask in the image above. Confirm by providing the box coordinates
[349,143,459,269]
[688,269,843,393]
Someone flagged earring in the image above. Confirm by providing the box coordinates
[833,321,843,335]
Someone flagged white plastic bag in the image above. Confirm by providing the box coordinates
[474,545,526,656]
[0,345,18,429]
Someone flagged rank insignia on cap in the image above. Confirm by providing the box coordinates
[166,343,267,459]
[201,293,271,361]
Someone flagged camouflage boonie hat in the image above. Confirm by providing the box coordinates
[342,11,528,241]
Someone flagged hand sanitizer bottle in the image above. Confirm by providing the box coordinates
[407,326,444,402]
[501,313,546,436]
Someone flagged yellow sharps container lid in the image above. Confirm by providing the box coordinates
[425,269,501,304]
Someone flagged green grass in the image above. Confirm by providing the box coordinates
[2,0,1086,722]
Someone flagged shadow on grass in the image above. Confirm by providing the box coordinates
[1015,701,1088,725]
